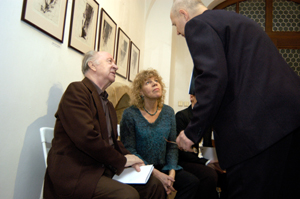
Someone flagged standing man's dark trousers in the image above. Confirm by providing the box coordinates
[226,127,300,199]
[92,169,165,199]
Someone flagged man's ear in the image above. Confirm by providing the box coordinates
[179,9,190,21]
[88,61,96,71]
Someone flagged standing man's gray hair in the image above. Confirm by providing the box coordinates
[171,0,204,17]
[82,50,98,75]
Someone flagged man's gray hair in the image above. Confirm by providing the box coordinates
[171,0,204,16]
[82,50,98,75]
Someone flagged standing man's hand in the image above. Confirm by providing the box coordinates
[176,130,195,152]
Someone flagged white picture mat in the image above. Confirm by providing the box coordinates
[69,0,98,53]
[129,42,140,81]
[99,10,117,57]
[116,29,130,78]
[23,0,67,41]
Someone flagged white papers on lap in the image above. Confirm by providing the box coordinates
[112,165,154,184]
[199,147,218,161]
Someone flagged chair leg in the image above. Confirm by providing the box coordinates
[40,182,44,199]
[216,187,222,198]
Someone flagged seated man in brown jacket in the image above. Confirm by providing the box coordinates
[43,51,165,199]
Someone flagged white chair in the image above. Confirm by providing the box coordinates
[39,127,54,199]
[117,124,120,136]
[40,127,54,167]
[117,124,121,140]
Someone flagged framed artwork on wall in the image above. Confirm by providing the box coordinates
[68,0,99,54]
[98,8,117,58]
[115,28,130,79]
[128,42,140,82]
[21,0,68,43]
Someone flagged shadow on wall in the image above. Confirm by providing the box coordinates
[13,84,63,199]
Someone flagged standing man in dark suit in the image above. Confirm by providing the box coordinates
[43,51,165,199]
[170,0,300,198]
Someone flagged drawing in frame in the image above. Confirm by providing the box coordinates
[128,42,140,82]
[21,0,68,43]
[98,8,117,58]
[69,0,99,54]
[115,28,130,79]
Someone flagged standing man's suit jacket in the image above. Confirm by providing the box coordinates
[44,77,130,199]
[184,10,300,169]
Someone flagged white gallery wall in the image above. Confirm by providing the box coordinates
[0,0,216,198]
[144,0,174,104]
[169,0,220,113]
[169,30,194,113]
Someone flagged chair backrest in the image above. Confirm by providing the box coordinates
[117,124,121,141]
[117,124,120,137]
[40,127,54,167]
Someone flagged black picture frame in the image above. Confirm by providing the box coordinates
[98,8,117,58]
[128,42,140,82]
[115,28,130,79]
[21,0,68,43]
[68,0,99,54]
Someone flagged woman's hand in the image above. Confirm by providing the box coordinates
[152,168,176,194]
[167,169,176,195]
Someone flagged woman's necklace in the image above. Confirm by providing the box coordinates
[143,106,158,116]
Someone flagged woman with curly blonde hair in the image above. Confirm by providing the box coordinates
[130,69,166,109]
[120,69,199,198]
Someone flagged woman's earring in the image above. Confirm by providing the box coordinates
[140,95,144,100]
